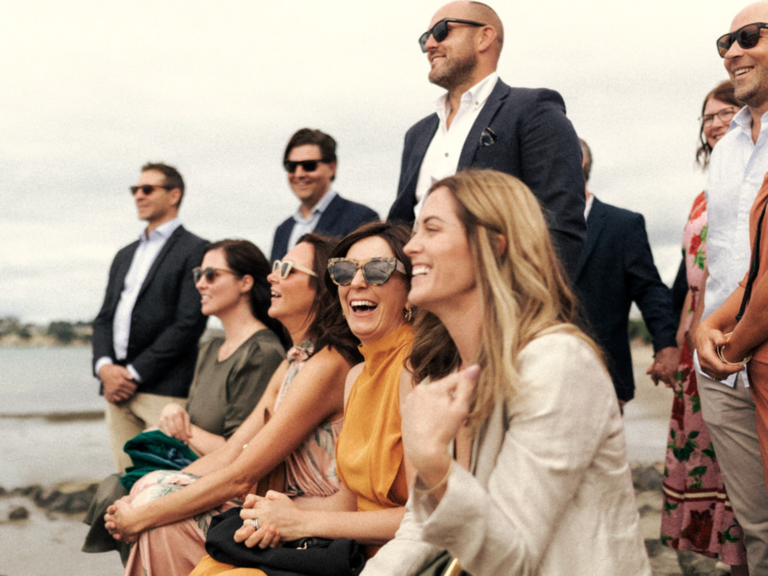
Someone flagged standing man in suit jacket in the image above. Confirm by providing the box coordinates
[270,128,379,262]
[92,162,208,472]
[573,139,679,405]
[388,1,586,278]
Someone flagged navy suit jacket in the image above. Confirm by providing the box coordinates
[574,197,677,402]
[270,193,379,262]
[388,79,586,278]
[92,225,209,398]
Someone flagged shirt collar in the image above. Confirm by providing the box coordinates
[434,72,499,119]
[141,217,181,242]
[292,188,337,223]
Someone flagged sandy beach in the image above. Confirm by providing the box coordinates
[0,342,731,575]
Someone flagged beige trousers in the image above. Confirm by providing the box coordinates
[105,392,187,473]
[698,371,768,574]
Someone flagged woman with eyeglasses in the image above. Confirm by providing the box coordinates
[105,234,360,576]
[659,81,747,573]
[361,170,649,576]
[83,239,286,560]
[189,221,416,575]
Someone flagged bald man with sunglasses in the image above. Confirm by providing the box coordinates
[692,3,768,573]
[388,1,586,279]
[92,162,208,473]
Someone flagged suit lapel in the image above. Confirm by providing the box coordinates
[574,197,605,280]
[403,115,440,202]
[458,80,510,168]
[137,225,185,299]
[315,194,343,233]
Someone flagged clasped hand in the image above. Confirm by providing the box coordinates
[695,326,745,382]
[104,496,139,543]
[158,402,192,444]
[235,491,300,549]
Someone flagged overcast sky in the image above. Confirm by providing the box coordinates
[1,0,741,323]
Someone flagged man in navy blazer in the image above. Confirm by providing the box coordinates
[573,139,678,404]
[92,163,208,471]
[271,128,379,262]
[388,1,586,278]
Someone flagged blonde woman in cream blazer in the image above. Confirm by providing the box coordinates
[363,170,650,576]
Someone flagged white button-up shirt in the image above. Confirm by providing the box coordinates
[95,217,182,382]
[413,72,499,217]
[698,106,768,386]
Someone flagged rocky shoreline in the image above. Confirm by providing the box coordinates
[0,464,735,576]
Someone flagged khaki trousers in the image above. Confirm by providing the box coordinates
[699,371,768,573]
[105,392,187,473]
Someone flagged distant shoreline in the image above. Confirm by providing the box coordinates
[0,334,89,348]
[0,410,103,422]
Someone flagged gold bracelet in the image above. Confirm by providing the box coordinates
[418,460,454,495]
[716,345,753,366]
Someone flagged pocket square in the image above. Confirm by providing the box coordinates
[479,127,497,147]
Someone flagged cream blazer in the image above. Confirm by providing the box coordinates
[363,332,651,576]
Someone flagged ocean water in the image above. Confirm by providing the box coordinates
[0,347,114,488]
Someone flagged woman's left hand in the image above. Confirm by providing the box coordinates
[104,497,140,544]
[401,365,480,487]
[236,491,303,548]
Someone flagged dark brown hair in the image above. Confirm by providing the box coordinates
[141,162,185,207]
[320,222,412,362]
[207,239,291,350]
[295,233,361,365]
[284,129,337,180]
[696,80,741,169]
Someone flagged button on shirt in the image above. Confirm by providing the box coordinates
[698,106,768,386]
[286,189,337,252]
[95,217,182,382]
[413,72,499,218]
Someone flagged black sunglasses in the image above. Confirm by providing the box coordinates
[717,22,768,58]
[283,159,328,173]
[419,18,486,52]
[130,184,171,196]
[193,267,235,283]
[327,257,406,286]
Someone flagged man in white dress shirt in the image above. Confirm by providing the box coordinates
[387,1,585,277]
[92,163,208,472]
[694,3,768,572]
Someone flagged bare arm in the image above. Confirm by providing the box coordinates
[238,366,417,548]
[105,349,349,541]
[688,267,708,352]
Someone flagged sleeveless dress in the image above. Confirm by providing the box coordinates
[189,324,414,576]
[121,341,342,576]
[660,192,747,564]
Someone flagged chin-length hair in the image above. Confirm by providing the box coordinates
[409,169,604,431]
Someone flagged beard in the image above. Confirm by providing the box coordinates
[734,68,768,109]
[428,49,478,91]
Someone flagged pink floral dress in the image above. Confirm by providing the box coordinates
[660,192,747,564]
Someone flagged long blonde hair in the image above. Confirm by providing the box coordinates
[410,170,602,430]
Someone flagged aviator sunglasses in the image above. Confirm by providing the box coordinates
[193,267,235,283]
[130,184,171,195]
[419,18,486,52]
[327,257,406,286]
[283,159,328,173]
[717,22,768,57]
[272,259,318,279]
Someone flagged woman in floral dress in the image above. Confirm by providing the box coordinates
[660,81,747,572]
